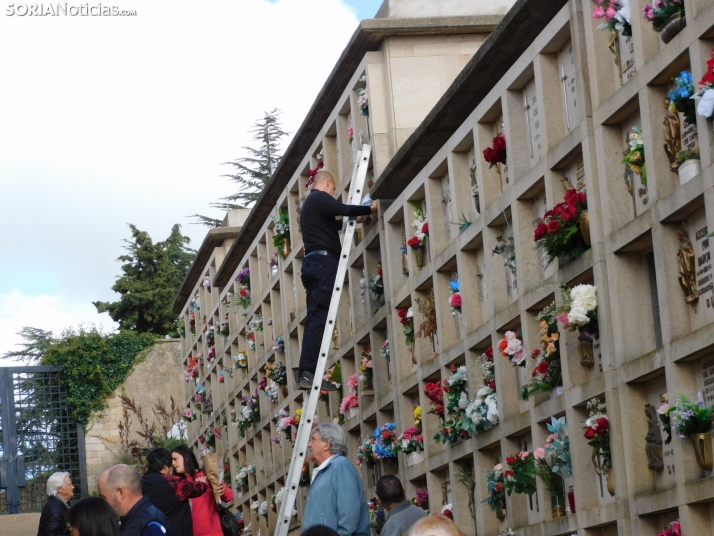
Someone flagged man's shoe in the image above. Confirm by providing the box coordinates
[297,372,337,391]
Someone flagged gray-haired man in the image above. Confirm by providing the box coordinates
[303,423,370,536]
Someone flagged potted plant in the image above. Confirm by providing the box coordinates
[643,0,685,43]
[676,149,700,185]
[670,394,714,470]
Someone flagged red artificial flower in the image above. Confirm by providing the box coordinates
[531,348,541,359]
[199,436,206,444]
[435,404,444,415]
[422,222,429,234]
[382,430,391,440]
[308,161,324,178]
[483,147,499,164]
[504,470,515,478]
[547,220,561,234]
[450,364,457,372]
[495,483,504,492]
[378,268,383,277]
[543,209,554,219]
[532,360,549,377]
[564,188,579,205]
[505,456,517,465]
[596,417,609,434]
[407,236,422,247]
[492,135,506,152]
[534,222,548,241]
[561,204,578,221]
[485,347,493,359]
[552,203,565,215]
[584,427,596,439]
[450,293,462,308]
[240,288,248,297]
[398,308,407,318]
[703,71,714,86]
[488,380,496,389]
[442,509,453,518]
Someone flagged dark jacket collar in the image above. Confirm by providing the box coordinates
[120,495,152,529]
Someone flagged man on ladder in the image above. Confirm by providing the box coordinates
[297,169,377,390]
[275,147,373,536]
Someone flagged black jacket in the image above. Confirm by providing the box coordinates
[142,471,206,536]
[119,495,169,536]
[37,495,70,536]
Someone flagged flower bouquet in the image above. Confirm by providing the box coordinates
[504,452,537,496]
[623,127,647,187]
[412,489,429,513]
[185,356,200,382]
[665,71,695,124]
[424,381,445,418]
[482,464,506,518]
[670,393,714,437]
[643,0,684,35]
[356,87,369,116]
[396,426,424,455]
[497,331,526,367]
[592,0,632,36]
[234,350,248,369]
[304,161,324,191]
[483,134,507,168]
[380,340,390,365]
[398,307,415,347]
[582,398,611,475]
[407,203,429,267]
[339,374,359,417]
[206,327,215,348]
[272,208,290,258]
[370,266,384,307]
[521,317,562,400]
[435,365,476,444]
[203,276,211,291]
[268,250,279,275]
[219,313,230,337]
[360,347,373,387]
[492,234,517,275]
[234,393,261,437]
[373,423,399,460]
[270,336,285,355]
[697,49,714,118]
[438,504,453,520]
[658,520,681,536]
[449,280,461,316]
[258,501,269,521]
[368,500,386,534]
[535,417,571,516]
[235,462,256,487]
[266,361,287,386]
[236,267,251,309]
[356,433,378,466]
[207,347,216,364]
[534,189,589,265]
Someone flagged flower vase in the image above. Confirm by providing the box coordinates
[678,159,700,185]
[660,13,686,44]
[606,470,615,496]
[407,451,425,467]
[692,432,713,470]
[578,340,595,368]
[281,385,288,398]
[271,265,278,277]
[567,486,576,513]
[549,385,565,399]
[281,238,291,258]
[363,377,373,390]
[495,506,506,520]
[580,209,591,246]
[346,406,359,420]
[550,492,566,519]
[413,245,425,268]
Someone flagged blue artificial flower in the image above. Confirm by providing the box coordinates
[449,280,460,292]
[680,70,693,85]
[400,246,407,254]
[677,86,691,99]
[386,422,396,431]
[668,90,678,101]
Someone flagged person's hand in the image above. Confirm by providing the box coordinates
[217,482,226,495]
[196,476,207,483]
[356,216,365,224]
[370,200,378,213]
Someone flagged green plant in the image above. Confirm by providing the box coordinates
[675,149,698,165]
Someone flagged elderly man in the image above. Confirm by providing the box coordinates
[38,471,74,536]
[375,475,427,536]
[98,464,169,536]
[297,170,377,390]
[303,423,370,536]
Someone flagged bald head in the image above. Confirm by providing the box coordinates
[97,464,143,516]
[313,171,336,195]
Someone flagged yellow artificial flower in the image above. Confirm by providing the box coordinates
[546,342,557,355]
[413,405,422,426]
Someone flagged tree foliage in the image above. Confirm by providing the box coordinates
[93,224,195,336]
[192,109,288,226]
[2,326,53,364]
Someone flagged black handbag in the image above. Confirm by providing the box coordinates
[216,504,240,536]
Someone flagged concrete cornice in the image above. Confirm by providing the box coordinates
[370,0,570,199]
[172,226,241,314]
[213,15,500,289]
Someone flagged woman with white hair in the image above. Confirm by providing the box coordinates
[37,471,74,536]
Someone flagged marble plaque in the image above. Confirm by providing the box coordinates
[557,41,584,131]
[695,355,714,408]
[501,225,518,300]
[564,155,586,192]
[617,32,636,85]
[682,207,714,330]
[680,115,698,152]
[523,78,542,167]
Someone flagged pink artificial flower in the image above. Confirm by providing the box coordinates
[605,5,617,19]
[557,312,572,330]
[520,451,530,460]
[534,447,546,460]
[643,4,654,19]
[547,433,558,442]
[449,293,462,308]
[593,6,605,17]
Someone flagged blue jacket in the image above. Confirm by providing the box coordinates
[302,455,370,536]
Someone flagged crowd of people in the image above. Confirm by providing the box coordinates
[38,427,464,536]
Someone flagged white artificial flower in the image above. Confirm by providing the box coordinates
[406,307,414,318]
[506,338,523,355]
[698,89,714,118]
[458,392,469,409]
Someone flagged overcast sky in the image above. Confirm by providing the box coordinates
[0,0,384,360]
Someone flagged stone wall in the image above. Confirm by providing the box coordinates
[84,339,184,493]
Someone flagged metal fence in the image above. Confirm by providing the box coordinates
[0,366,86,514]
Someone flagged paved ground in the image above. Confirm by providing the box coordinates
[0,513,41,535]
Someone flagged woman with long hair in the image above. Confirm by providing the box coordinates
[67,497,121,536]
[171,445,234,536]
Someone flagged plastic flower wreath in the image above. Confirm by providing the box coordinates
[497,331,526,367]
[623,127,647,187]
[592,0,632,36]
[665,71,695,125]
[407,202,429,249]
[643,0,684,33]
[398,307,415,346]
[449,280,461,316]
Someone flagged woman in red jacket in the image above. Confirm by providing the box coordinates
[171,446,234,536]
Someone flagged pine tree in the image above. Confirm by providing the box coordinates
[192,109,288,226]
[93,224,196,336]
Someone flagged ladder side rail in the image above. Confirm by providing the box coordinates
[274,146,371,536]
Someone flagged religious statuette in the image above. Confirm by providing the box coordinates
[677,229,699,305]
[644,404,664,471]
[663,100,682,172]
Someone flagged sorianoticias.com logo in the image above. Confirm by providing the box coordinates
[5,4,137,16]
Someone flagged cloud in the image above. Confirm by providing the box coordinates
[0,0,359,356]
